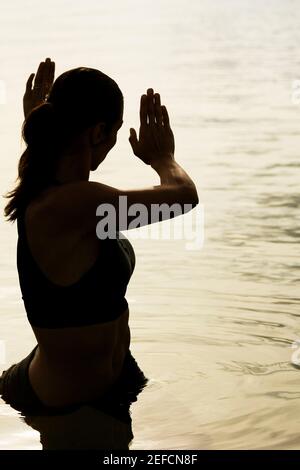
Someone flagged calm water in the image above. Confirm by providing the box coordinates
[0,0,300,449]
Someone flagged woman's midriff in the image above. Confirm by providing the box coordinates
[28,309,131,407]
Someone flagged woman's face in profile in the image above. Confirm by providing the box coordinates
[91,115,123,171]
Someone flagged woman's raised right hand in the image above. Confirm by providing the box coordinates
[129,88,175,169]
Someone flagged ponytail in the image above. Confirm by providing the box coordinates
[4,102,62,221]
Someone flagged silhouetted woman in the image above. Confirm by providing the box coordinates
[0,58,198,415]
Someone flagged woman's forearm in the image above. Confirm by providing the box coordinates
[152,159,199,205]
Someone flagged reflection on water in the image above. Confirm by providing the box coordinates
[23,406,134,450]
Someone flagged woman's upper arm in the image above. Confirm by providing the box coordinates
[51,180,198,233]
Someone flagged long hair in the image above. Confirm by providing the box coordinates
[4,67,123,222]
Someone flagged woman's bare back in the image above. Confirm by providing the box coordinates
[25,186,131,407]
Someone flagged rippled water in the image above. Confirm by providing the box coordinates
[0,0,300,449]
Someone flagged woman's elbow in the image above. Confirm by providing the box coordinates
[183,184,199,208]
[191,190,199,207]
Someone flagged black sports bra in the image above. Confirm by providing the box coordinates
[16,209,135,328]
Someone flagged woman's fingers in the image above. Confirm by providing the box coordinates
[49,61,55,83]
[162,105,170,128]
[154,93,162,126]
[138,87,171,132]
[44,58,55,89]
[25,73,35,93]
[129,128,139,154]
[129,127,137,141]
[140,94,147,126]
[144,89,164,126]
[147,88,155,125]
[34,58,53,90]
[34,61,46,88]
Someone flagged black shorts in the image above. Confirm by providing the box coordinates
[0,346,148,423]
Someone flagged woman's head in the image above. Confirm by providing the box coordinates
[24,67,124,168]
[46,67,123,141]
[5,67,124,221]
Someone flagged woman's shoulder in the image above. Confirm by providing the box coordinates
[23,184,100,286]
[26,181,94,231]
[24,183,88,246]
[25,179,121,241]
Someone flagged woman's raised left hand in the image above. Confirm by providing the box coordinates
[23,57,55,119]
